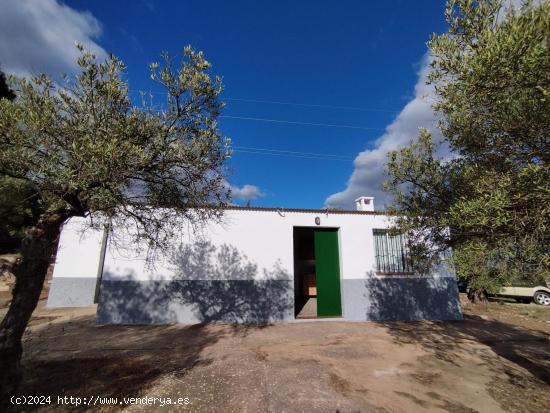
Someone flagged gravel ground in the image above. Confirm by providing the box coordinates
[3,295,550,412]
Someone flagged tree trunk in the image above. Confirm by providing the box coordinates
[467,288,488,303]
[0,211,67,399]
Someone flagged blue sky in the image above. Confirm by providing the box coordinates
[0,0,448,209]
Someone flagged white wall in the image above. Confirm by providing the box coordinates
[102,209,395,282]
[50,210,460,320]
[51,217,105,279]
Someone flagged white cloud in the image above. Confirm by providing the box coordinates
[223,180,265,203]
[231,184,265,202]
[325,55,447,211]
[0,0,107,77]
[324,0,533,212]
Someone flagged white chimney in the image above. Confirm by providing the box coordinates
[355,196,374,212]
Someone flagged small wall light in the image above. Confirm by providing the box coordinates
[315,216,321,225]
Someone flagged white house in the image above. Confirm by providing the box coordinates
[47,196,462,323]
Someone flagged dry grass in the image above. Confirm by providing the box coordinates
[461,293,550,333]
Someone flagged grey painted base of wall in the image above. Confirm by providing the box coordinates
[96,277,462,324]
[342,277,462,321]
[47,277,98,307]
[97,279,295,324]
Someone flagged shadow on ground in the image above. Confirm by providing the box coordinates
[381,314,550,412]
[8,293,550,413]
[10,314,266,412]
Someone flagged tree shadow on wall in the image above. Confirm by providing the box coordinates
[363,272,462,321]
[98,240,294,324]
[98,269,179,324]
[168,240,294,323]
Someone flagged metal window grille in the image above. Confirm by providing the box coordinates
[373,229,412,273]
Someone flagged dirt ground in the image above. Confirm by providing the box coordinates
[2,294,549,413]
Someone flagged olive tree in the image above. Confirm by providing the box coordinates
[384,0,550,299]
[0,71,42,253]
[0,45,231,396]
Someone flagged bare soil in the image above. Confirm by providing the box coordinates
[2,294,549,412]
[0,254,18,308]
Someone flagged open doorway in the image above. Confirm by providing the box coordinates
[293,227,342,319]
[293,227,317,318]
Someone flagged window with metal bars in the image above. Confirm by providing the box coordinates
[373,229,413,274]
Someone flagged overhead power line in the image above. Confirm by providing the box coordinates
[223,97,401,113]
[233,149,352,161]
[134,106,385,132]
[220,115,385,131]
[131,90,389,131]
[232,146,356,162]
[129,89,400,114]
[233,145,355,160]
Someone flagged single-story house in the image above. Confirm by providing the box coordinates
[47,196,462,323]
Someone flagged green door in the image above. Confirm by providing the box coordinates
[314,229,342,317]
